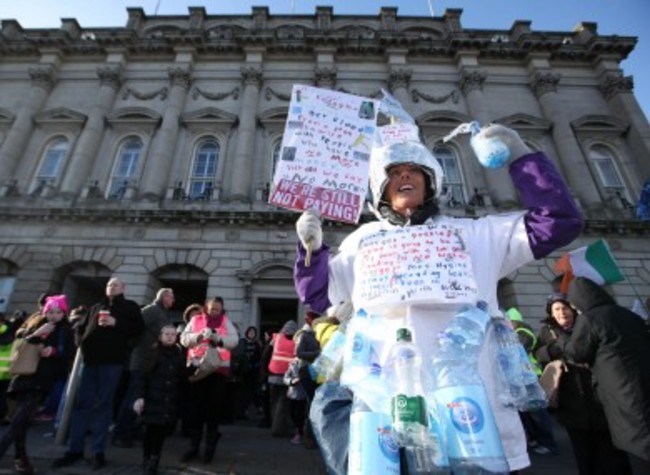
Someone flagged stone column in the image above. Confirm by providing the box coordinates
[229,66,263,202]
[0,66,56,180]
[530,70,601,209]
[60,64,123,197]
[459,66,518,206]
[140,66,192,200]
[599,71,650,179]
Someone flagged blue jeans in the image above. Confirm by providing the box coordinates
[68,364,123,455]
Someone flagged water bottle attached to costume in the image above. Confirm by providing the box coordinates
[310,328,346,382]
[443,121,511,169]
[348,397,400,475]
[388,328,447,474]
[432,302,509,475]
[341,308,373,387]
[491,318,547,411]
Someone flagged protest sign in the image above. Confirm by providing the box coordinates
[269,85,378,223]
[353,224,479,313]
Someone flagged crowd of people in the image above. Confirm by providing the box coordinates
[0,276,647,475]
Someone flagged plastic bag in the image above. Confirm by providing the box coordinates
[310,382,353,475]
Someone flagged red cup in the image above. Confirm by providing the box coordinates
[98,310,110,326]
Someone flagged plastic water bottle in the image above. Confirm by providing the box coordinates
[310,328,346,382]
[348,397,400,475]
[389,328,446,474]
[432,303,509,474]
[491,318,547,411]
[341,309,373,387]
[443,121,510,169]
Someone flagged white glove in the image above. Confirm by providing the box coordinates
[133,398,144,415]
[480,124,531,161]
[296,209,323,251]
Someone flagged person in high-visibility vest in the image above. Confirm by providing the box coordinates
[506,307,560,457]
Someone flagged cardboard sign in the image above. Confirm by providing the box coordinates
[353,224,479,312]
[269,85,378,223]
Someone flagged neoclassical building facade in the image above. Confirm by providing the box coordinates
[0,7,648,329]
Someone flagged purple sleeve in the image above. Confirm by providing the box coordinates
[509,152,584,259]
[294,243,331,315]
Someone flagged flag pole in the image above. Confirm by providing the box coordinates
[426,0,435,17]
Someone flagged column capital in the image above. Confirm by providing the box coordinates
[599,73,634,100]
[459,69,487,95]
[28,66,56,92]
[314,65,337,89]
[387,67,412,93]
[168,67,192,90]
[96,65,123,90]
[530,71,561,98]
[241,66,263,88]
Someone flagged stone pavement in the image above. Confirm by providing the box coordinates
[0,415,579,474]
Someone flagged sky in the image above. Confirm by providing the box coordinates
[2,0,648,118]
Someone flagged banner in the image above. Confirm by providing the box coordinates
[269,85,378,223]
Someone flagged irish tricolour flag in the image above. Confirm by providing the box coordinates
[555,239,625,293]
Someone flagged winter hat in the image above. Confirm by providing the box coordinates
[43,295,69,315]
[505,307,524,322]
[281,320,298,336]
[545,293,572,317]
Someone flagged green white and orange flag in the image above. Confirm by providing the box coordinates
[554,239,625,293]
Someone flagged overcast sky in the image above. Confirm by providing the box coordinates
[2,0,648,118]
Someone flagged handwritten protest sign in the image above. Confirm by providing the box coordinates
[269,85,378,223]
[353,224,479,312]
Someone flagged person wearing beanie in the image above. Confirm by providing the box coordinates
[263,320,298,437]
[0,295,75,474]
[534,293,631,474]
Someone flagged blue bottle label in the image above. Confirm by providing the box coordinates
[349,412,400,475]
[434,385,505,459]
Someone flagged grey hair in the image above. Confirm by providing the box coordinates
[156,288,173,301]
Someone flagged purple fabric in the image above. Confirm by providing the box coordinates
[509,152,583,259]
[294,243,331,315]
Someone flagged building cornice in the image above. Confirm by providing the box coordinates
[0,10,636,64]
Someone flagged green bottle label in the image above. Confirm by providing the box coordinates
[391,394,428,426]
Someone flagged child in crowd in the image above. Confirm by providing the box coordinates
[0,295,74,474]
[283,357,307,445]
[133,324,186,475]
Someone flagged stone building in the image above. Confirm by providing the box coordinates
[0,6,648,330]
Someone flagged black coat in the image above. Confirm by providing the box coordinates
[534,317,609,433]
[564,277,650,462]
[134,343,186,425]
[8,318,75,395]
[77,294,144,366]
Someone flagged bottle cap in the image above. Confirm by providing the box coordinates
[396,328,412,342]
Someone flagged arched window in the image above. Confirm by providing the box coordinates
[108,137,142,198]
[433,144,465,206]
[188,138,219,200]
[36,137,69,183]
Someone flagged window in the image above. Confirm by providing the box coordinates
[188,138,219,200]
[108,137,142,198]
[271,139,282,181]
[36,137,69,183]
[0,275,16,313]
[590,145,625,189]
[434,145,465,206]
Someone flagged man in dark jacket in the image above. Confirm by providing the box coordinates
[113,288,175,447]
[52,277,144,471]
[563,277,650,474]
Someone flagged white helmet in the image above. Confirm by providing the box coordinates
[368,141,444,217]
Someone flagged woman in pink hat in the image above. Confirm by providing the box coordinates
[0,295,75,474]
